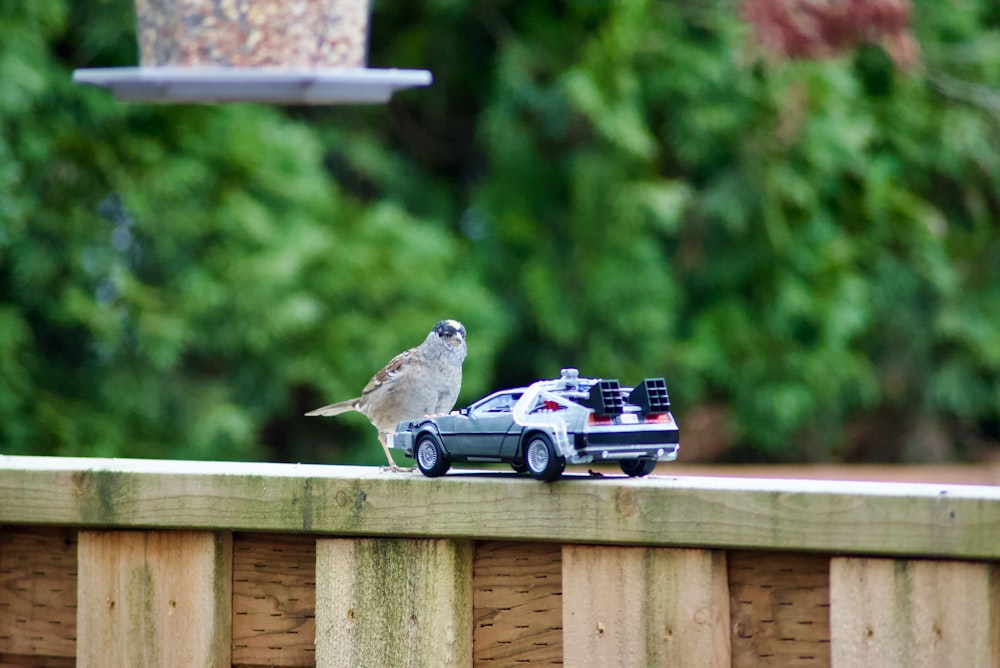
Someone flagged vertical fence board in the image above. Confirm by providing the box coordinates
[830,557,1000,668]
[0,527,77,663]
[473,541,563,665]
[315,538,473,668]
[76,530,232,668]
[562,545,730,668]
[232,533,316,667]
[728,550,831,667]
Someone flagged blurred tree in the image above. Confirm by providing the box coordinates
[463,0,1000,461]
[0,0,506,463]
[1,0,998,464]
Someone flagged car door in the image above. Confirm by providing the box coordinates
[446,392,520,458]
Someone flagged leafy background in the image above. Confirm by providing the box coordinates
[1,0,998,465]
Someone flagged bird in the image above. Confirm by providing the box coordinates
[306,319,467,471]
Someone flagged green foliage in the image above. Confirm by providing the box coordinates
[1,0,998,463]
[470,0,1000,460]
[0,0,504,462]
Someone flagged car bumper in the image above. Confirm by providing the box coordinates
[568,443,679,464]
[566,428,679,464]
[387,431,414,457]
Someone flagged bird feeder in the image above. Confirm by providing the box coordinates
[73,0,432,104]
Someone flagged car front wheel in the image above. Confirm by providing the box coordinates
[620,458,657,477]
[415,434,450,477]
[524,434,564,481]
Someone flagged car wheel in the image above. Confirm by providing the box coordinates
[524,434,564,481]
[620,458,657,477]
[415,434,450,477]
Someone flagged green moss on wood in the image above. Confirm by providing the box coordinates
[72,469,135,524]
[125,561,157,664]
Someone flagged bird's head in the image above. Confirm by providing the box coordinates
[432,319,466,348]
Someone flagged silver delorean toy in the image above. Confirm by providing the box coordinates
[390,368,679,480]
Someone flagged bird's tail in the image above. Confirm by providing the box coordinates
[305,398,359,417]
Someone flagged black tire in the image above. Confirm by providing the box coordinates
[523,433,565,481]
[620,458,657,477]
[415,434,450,477]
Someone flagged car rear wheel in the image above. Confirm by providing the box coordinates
[524,434,564,481]
[620,458,657,477]
[415,434,450,477]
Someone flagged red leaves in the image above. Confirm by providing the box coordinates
[741,0,921,67]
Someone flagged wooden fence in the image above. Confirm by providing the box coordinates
[1,455,999,667]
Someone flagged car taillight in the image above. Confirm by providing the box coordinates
[644,413,672,424]
[588,414,613,426]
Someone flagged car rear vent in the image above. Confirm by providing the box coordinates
[584,380,624,416]
[629,378,670,413]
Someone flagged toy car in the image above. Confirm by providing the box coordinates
[389,368,679,481]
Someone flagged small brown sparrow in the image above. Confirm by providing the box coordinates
[306,320,467,471]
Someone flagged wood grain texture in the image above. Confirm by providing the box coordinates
[0,654,74,667]
[729,550,831,668]
[76,530,232,668]
[830,557,1000,668]
[232,533,316,667]
[2,456,999,559]
[473,541,562,665]
[0,527,77,659]
[315,537,473,668]
[562,545,730,668]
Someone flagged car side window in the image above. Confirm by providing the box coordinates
[472,393,521,416]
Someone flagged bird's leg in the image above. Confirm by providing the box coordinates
[379,433,413,473]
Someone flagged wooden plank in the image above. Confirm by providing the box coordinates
[830,557,1000,668]
[728,550,830,667]
[232,533,316,667]
[76,530,232,668]
[0,527,77,659]
[473,541,562,665]
[3,456,1000,559]
[0,655,74,667]
[315,538,472,667]
[562,545,730,667]
[665,463,1000,485]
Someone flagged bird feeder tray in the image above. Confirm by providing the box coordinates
[73,67,432,104]
[73,0,432,104]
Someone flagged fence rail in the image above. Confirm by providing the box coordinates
[1,455,999,666]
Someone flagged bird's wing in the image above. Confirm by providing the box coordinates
[304,398,360,416]
[360,347,417,397]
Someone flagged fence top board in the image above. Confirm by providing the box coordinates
[1,455,999,559]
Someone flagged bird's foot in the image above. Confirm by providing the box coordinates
[587,469,605,478]
[381,463,415,473]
